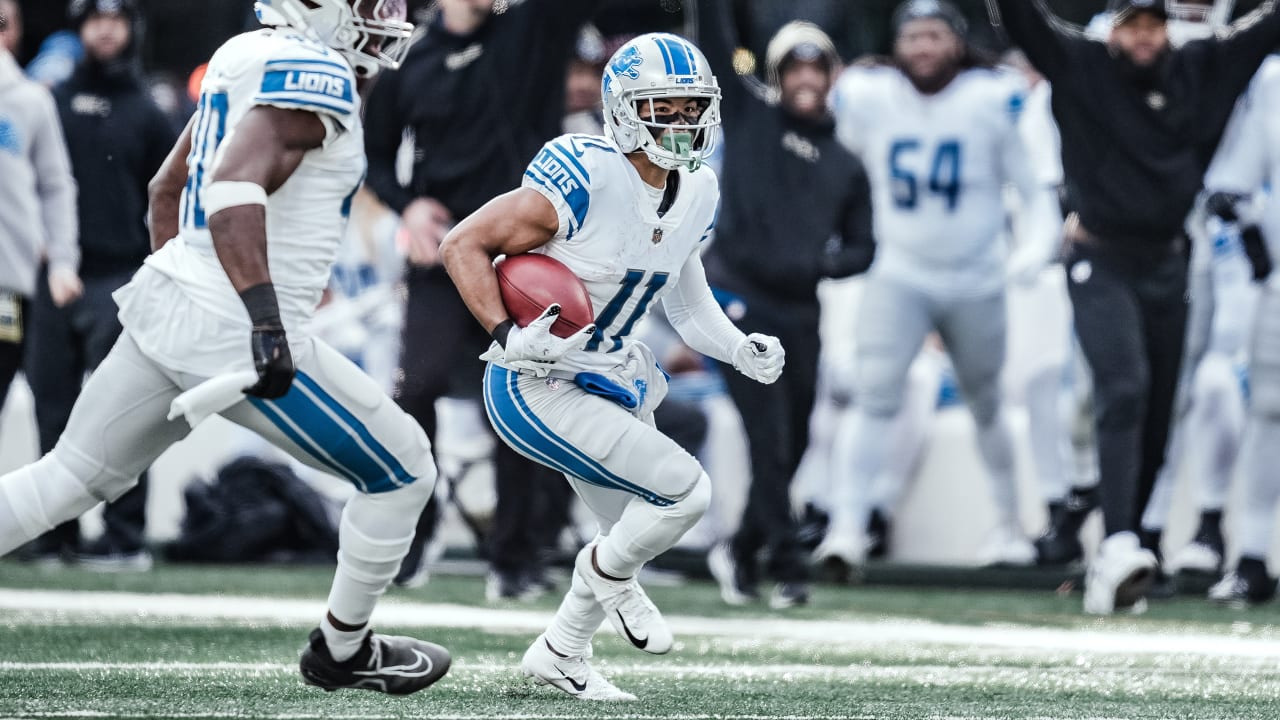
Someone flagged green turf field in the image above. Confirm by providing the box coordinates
[3,561,1280,719]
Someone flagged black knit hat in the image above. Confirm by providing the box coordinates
[892,0,968,39]
[1108,0,1170,24]
[68,0,138,30]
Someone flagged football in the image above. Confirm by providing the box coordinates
[495,253,595,339]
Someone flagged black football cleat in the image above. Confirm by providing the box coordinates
[299,627,450,695]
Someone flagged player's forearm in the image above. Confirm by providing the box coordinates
[147,188,182,253]
[440,231,510,338]
[210,206,273,294]
[147,117,195,252]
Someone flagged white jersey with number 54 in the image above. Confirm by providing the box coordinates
[832,65,1037,298]
[144,28,366,329]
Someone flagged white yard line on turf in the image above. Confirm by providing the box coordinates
[0,587,1277,659]
[0,715,881,720]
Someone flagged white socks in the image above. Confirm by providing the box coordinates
[543,568,606,658]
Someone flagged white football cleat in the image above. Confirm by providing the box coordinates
[811,527,866,583]
[574,544,673,655]
[1167,541,1222,576]
[1084,531,1157,615]
[521,635,636,702]
[707,542,757,606]
[976,524,1036,567]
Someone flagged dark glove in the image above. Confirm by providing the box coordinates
[1242,225,1274,282]
[244,325,295,399]
[1206,191,1247,222]
[238,283,295,399]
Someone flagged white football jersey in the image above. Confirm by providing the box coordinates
[143,29,365,329]
[505,133,720,375]
[1204,56,1280,287]
[832,65,1039,298]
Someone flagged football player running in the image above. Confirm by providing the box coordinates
[816,0,1060,572]
[440,33,784,701]
[1193,56,1280,606]
[0,0,452,695]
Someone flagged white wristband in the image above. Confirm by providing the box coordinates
[203,181,268,218]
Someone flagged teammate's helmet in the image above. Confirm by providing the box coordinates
[601,33,721,172]
[254,0,413,78]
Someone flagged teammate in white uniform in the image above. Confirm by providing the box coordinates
[1000,50,1077,563]
[1191,55,1280,605]
[440,33,784,701]
[0,0,453,694]
[816,0,1060,570]
[1141,207,1257,578]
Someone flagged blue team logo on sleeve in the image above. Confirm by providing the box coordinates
[255,58,355,117]
[524,140,591,238]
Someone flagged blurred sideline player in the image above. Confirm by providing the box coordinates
[0,0,452,694]
[441,33,785,701]
[1000,49,1076,564]
[817,0,1060,572]
[1190,54,1280,605]
[1140,203,1258,581]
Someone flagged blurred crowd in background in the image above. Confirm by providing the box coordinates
[3,0,1279,615]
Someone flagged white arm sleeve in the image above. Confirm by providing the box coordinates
[663,252,747,365]
[1004,116,1062,269]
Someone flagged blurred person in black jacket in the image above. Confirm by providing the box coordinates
[989,0,1280,614]
[363,0,606,599]
[22,0,176,569]
[692,0,875,610]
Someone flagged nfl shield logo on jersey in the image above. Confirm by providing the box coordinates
[651,228,664,245]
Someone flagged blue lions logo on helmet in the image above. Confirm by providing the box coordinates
[610,45,644,80]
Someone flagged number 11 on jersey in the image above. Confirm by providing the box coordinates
[587,269,670,352]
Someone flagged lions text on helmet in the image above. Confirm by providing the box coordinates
[601,33,722,172]
[255,0,413,78]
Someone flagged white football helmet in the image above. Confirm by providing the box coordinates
[255,0,413,78]
[601,33,721,172]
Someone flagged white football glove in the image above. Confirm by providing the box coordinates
[732,333,785,384]
[502,304,596,377]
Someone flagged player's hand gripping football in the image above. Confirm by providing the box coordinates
[243,324,296,399]
[502,304,595,375]
[732,333,785,384]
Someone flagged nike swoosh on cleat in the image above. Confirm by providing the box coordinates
[354,648,435,678]
[553,665,589,693]
[616,610,648,649]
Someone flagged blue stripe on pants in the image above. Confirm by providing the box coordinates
[482,364,674,506]
[249,371,412,493]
